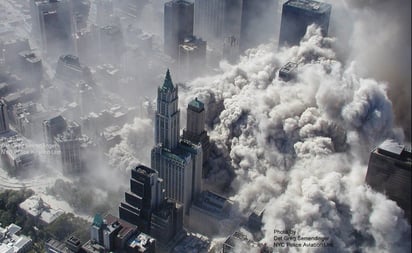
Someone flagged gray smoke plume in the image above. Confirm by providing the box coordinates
[108,117,153,172]
[327,0,411,141]
[179,26,410,252]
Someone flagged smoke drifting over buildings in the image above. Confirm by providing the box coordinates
[179,26,410,251]
[0,0,410,252]
[327,0,412,141]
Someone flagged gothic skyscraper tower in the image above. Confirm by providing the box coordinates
[151,70,203,215]
[155,69,180,150]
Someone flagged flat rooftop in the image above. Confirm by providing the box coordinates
[279,62,298,74]
[188,97,204,111]
[173,233,209,253]
[376,139,412,162]
[18,50,41,63]
[165,0,193,7]
[285,0,331,13]
[192,191,232,219]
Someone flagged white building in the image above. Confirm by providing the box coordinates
[0,224,32,253]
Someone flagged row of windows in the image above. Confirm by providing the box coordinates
[159,159,186,203]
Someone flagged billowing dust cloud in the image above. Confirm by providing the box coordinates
[178,26,410,252]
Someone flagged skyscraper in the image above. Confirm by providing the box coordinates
[150,199,183,245]
[30,0,75,57]
[222,35,240,63]
[194,0,243,50]
[182,98,210,170]
[154,69,180,151]
[0,99,10,134]
[365,139,411,222]
[54,121,83,174]
[119,164,184,247]
[278,0,331,47]
[164,0,194,58]
[178,36,206,80]
[43,115,67,144]
[119,165,164,233]
[151,70,202,214]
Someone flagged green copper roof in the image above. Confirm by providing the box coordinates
[93,214,103,227]
[161,69,175,91]
[189,97,204,110]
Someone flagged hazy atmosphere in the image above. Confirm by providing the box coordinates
[0,0,410,252]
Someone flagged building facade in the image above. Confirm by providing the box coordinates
[150,199,183,245]
[278,0,331,47]
[182,98,210,175]
[194,0,243,50]
[30,0,75,57]
[54,121,83,174]
[42,115,67,144]
[0,99,10,134]
[154,69,180,151]
[365,139,411,222]
[119,165,163,233]
[164,0,194,58]
[151,70,202,215]
[177,36,206,80]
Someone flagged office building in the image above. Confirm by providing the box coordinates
[19,195,64,225]
[54,121,83,174]
[1,135,37,173]
[223,230,272,253]
[189,191,235,237]
[240,0,279,51]
[222,35,240,63]
[172,233,210,253]
[75,25,99,65]
[278,61,298,81]
[0,36,30,67]
[119,165,183,247]
[154,69,180,151]
[127,232,156,253]
[182,98,211,173]
[11,102,47,140]
[178,36,206,80]
[151,146,194,215]
[164,0,194,58]
[43,115,67,144]
[278,0,331,47]
[151,70,203,214]
[55,55,85,84]
[72,0,91,29]
[194,0,243,50]
[365,139,412,222]
[99,25,125,64]
[17,50,43,89]
[119,165,164,233]
[0,99,10,134]
[247,205,265,231]
[30,0,75,57]
[150,199,183,246]
[45,238,70,253]
[0,224,33,253]
[77,82,96,116]
[88,213,156,253]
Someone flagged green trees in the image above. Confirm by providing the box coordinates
[0,189,89,250]
[0,189,34,225]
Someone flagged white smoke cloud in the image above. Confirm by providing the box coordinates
[327,0,411,141]
[179,26,410,252]
[108,117,153,172]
